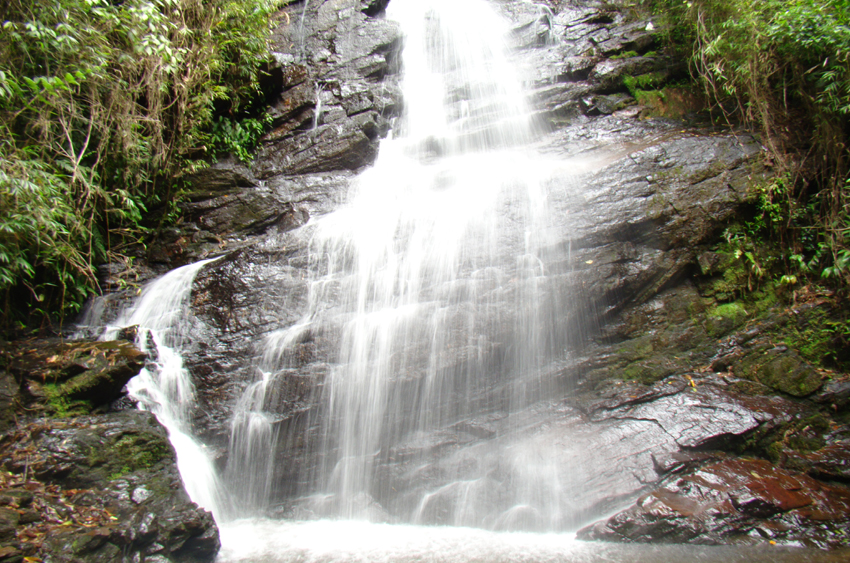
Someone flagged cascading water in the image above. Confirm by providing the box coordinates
[72,1,850,561]
[98,258,230,518]
[223,0,582,530]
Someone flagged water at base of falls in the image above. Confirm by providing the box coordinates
[215,520,848,563]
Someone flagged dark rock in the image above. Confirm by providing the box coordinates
[0,490,32,508]
[0,412,219,562]
[0,371,15,434]
[183,155,257,197]
[698,251,735,275]
[733,348,823,397]
[593,93,634,114]
[2,340,146,416]
[815,378,850,411]
[589,57,666,92]
[0,507,19,542]
[578,458,850,549]
[256,116,381,176]
[593,20,658,56]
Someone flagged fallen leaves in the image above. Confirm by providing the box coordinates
[0,469,118,558]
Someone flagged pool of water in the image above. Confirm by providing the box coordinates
[215,520,849,563]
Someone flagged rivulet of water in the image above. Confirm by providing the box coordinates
[101,258,231,519]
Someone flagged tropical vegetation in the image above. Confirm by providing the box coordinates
[641,0,850,285]
[0,0,279,333]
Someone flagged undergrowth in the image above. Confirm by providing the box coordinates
[639,0,850,286]
[0,0,282,334]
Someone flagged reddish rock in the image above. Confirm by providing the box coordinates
[578,458,850,548]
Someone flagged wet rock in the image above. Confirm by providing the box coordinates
[578,458,850,549]
[183,156,257,198]
[593,93,634,114]
[733,348,823,398]
[78,0,850,550]
[589,57,666,92]
[253,0,402,178]
[256,116,382,176]
[0,412,219,562]
[593,20,659,56]
[2,339,146,416]
[815,378,850,411]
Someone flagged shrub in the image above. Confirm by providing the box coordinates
[0,0,280,332]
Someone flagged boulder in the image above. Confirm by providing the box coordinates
[0,412,219,562]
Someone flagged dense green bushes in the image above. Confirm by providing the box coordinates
[642,0,850,283]
[0,0,279,332]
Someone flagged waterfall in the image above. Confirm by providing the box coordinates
[224,0,579,530]
[102,258,230,519]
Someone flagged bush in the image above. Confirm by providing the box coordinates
[0,0,280,332]
[642,0,850,283]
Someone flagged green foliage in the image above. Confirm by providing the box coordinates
[640,0,850,286]
[0,0,279,332]
[623,72,665,96]
[786,304,850,369]
[209,113,273,163]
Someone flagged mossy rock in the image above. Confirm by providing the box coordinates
[734,348,823,397]
[705,302,749,337]
[618,360,679,385]
[697,251,735,276]
[88,431,170,480]
[4,339,146,417]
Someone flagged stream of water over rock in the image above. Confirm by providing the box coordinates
[221,0,583,528]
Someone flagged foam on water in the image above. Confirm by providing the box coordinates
[215,520,847,563]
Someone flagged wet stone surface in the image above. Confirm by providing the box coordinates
[68,0,850,553]
[578,458,850,549]
[0,412,219,562]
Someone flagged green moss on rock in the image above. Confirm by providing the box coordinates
[705,302,749,337]
[734,348,822,397]
[88,432,170,480]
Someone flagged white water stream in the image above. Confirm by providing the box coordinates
[222,0,577,528]
[98,258,229,516]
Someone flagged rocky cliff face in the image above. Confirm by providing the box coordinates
[0,341,219,562]
[62,0,850,553]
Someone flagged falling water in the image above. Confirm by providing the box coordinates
[224,0,580,529]
[72,1,850,561]
[101,258,229,518]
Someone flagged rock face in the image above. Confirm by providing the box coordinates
[255,0,402,178]
[2,339,147,420]
[0,412,219,563]
[78,0,850,553]
[578,457,850,549]
[0,339,219,562]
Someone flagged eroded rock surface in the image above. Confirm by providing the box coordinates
[0,412,219,562]
[578,458,850,549]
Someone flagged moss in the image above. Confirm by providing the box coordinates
[88,432,170,480]
[611,50,640,59]
[42,383,93,418]
[734,348,822,397]
[619,360,678,385]
[705,301,749,337]
[619,335,655,361]
[623,72,666,96]
[782,306,850,370]
[787,434,826,453]
[713,302,748,321]
[766,441,784,463]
